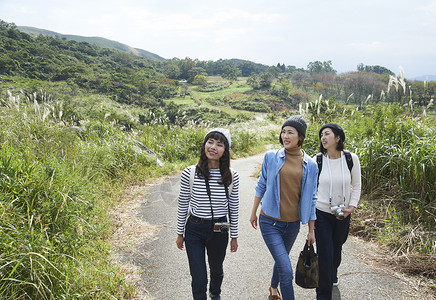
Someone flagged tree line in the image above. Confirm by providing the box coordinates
[1,20,434,112]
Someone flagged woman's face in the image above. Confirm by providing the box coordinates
[320,128,340,151]
[281,126,300,150]
[205,137,225,163]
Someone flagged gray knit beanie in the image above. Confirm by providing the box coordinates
[204,128,231,149]
[282,115,307,137]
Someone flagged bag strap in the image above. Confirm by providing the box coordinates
[204,178,231,224]
[302,243,317,265]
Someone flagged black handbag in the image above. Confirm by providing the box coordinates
[295,243,319,289]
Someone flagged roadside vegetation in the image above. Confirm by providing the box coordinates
[0,20,434,298]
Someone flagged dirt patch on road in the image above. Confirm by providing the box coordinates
[109,180,165,300]
[350,217,436,298]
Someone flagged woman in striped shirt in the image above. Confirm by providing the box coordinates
[176,128,239,300]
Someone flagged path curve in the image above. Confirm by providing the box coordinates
[112,153,432,299]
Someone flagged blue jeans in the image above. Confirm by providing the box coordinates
[185,215,228,300]
[315,209,350,300]
[259,214,300,300]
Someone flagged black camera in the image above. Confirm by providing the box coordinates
[330,204,345,220]
[213,222,230,233]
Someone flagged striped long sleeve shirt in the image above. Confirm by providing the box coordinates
[177,167,239,238]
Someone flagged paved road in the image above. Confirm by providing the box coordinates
[134,153,424,299]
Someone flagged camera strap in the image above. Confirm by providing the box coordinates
[326,152,346,207]
[204,178,231,224]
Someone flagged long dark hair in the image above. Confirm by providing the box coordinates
[196,132,232,187]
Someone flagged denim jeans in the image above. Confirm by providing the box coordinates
[184,215,228,300]
[315,209,350,300]
[259,214,300,300]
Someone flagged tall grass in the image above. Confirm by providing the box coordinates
[350,104,435,210]
[0,110,140,298]
[349,105,435,255]
[0,90,277,298]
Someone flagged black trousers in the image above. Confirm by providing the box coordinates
[315,209,350,300]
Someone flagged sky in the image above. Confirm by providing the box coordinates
[1,0,436,78]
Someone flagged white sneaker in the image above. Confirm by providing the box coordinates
[333,279,339,287]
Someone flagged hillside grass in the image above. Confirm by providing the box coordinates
[164,97,196,105]
[164,78,258,118]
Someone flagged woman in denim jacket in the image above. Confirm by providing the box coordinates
[250,115,318,300]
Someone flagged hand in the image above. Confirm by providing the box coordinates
[306,231,315,246]
[230,238,238,252]
[176,235,184,250]
[341,206,355,219]
[249,213,258,229]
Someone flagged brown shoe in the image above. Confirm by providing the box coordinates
[268,286,282,300]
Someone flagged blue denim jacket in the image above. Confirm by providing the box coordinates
[255,148,318,224]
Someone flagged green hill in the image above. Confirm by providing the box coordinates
[17,25,165,61]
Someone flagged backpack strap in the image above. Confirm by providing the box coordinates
[343,150,354,173]
[316,151,353,185]
[316,153,323,185]
[228,169,234,195]
[188,165,196,196]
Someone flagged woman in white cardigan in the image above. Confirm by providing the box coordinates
[314,123,361,300]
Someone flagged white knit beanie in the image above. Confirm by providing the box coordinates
[204,128,231,149]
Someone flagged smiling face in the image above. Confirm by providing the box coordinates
[280,126,301,150]
[204,137,225,166]
[320,127,340,151]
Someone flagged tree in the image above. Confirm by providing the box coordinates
[163,63,181,79]
[247,73,260,89]
[247,72,274,89]
[342,71,385,105]
[276,63,286,72]
[291,72,311,91]
[222,64,241,81]
[178,58,195,80]
[259,72,274,88]
[237,60,269,76]
[192,75,208,85]
[307,60,336,74]
[275,78,292,97]
[267,66,282,77]
[311,72,336,99]
[357,63,394,75]
[187,67,207,83]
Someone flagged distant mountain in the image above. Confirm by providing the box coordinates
[17,26,165,61]
[408,75,436,82]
